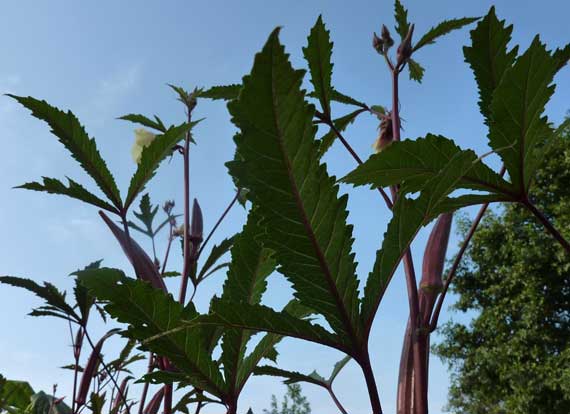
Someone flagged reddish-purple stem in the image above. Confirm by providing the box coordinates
[326,386,348,414]
[523,198,570,253]
[179,119,192,305]
[390,63,426,414]
[196,191,240,260]
[327,120,393,210]
[429,166,506,332]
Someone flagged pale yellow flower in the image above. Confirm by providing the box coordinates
[131,128,156,163]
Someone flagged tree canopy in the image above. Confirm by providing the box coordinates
[434,119,570,413]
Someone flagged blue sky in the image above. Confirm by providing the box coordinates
[0,1,569,413]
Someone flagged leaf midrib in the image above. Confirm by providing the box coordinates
[269,44,359,350]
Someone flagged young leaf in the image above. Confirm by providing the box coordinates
[413,17,479,52]
[8,95,122,209]
[318,109,367,158]
[394,0,410,40]
[407,58,425,82]
[360,150,506,336]
[342,134,514,196]
[228,28,362,346]
[78,268,228,398]
[133,193,159,233]
[488,36,559,193]
[119,114,167,133]
[463,7,518,124]
[0,276,79,322]
[303,15,333,117]
[125,122,196,209]
[16,177,119,214]
[200,84,242,101]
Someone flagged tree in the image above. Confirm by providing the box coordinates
[263,385,311,414]
[434,120,570,413]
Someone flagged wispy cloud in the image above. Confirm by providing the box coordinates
[82,63,142,125]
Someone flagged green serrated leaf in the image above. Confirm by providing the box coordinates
[119,114,167,133]
[125,122,196,209]
[16,177,119,214]
[253,366,327,388]
[27,391,71,414]
[0,379,34,410]
[78,268,228,398]
[413,17,479,52]
[553,44,570,70]
[463,6,518,124]
[200,84,242,101]
[318,109,367,158]
[407,59,425,82]
[73,260,102,324]
[133,193,158,232]
[303,15,334,117]
[488,36,558,193]
[342,134,514,196]
[330,89,368,108]
[235,300,312,389]
[196,300,347,353]
[0,276,79,323]
[8,95,122,209]
[219,209,276,392]
[394,0,410,39]
[196,236,235,282]
[228,28,361,345]
[360,150,506,336]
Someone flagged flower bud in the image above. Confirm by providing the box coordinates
[372,32,384,54]
[381,25,394,51]
[397,24,415,66]
[163,200,175,215]
[373,116,394,153]
[191,199,203,242]
[172,225,184,238]
[131,128,156,164]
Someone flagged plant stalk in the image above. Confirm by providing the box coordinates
[197,191,240,260]
[523,198,570,254]
[390,64,427,414]
[359,350,383,414]
[326,385,348,414]
[179,121,192,304]
[327,119,393,209]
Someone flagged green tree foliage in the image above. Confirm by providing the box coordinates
[434,121,570,413]
[263,385,311,414]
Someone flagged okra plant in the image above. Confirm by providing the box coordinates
[2,2,569,414]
